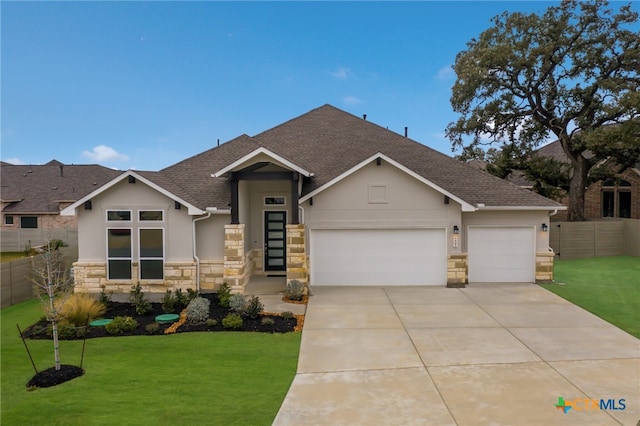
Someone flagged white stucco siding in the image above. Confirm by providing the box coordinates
[76,179,195,262]
[195,215,227,260]
[303,162,461,252]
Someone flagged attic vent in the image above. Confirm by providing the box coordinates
[128,176,136,184]
[84,201,92,210]
[444,195,450,205]
[174,201,181,210]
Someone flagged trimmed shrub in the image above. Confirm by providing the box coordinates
[280,311,294,320]
[145,323,160,334]
[205,318,218,327]
[244,296,264,319]
[186,288,199,302]
[98,285,113,307]
[222,313,243,329]
[161,289,177,313]
[105,316,138,335]
[174,289,189,310]
[186,297,211,324]
[129,284,152,315]
[285,280,304,301]
[59,293,106,327]
[229,294,246,315]
[261,317,275,327]
[56,324,78,340]
[217,283,232,308]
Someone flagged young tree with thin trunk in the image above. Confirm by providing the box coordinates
[446,0,640,221]
[30,240,72,371]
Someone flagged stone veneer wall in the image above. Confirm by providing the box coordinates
[223,224,249,294]
[535,251,555,282]
[286,224,308,289]
[72,261,203,294]
[447,253,468,288]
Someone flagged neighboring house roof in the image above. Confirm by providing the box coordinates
[1,161,121,214]
[63,105,564,215]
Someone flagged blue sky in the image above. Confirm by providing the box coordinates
[2,1,571,171]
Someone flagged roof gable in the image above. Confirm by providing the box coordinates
[61,170,205,216]
[299,152,476,211]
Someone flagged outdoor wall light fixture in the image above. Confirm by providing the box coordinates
[541,223,549,232]
[453,225,460,234]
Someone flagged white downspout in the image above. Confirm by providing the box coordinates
[192,211,212,293]
[548,209,558,253]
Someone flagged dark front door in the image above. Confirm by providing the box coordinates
[264,211,286,272]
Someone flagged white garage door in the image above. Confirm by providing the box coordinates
[468,227,535,283]
[310,229,447,286]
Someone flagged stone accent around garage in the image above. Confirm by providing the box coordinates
[447,253,468,288]
[286,224,308,291]
[224,224,248,294]
[535,251,555,282]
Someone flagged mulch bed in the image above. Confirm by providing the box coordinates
[21,294,302,389]
[23,293,298,340]
[27,365,84,389]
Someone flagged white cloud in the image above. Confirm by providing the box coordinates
[436,65,454,81]
[81,145,129,163]
[343,96,363,106]
[329,67,353,80]
[3,157,26,165]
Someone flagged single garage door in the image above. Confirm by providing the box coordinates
[310,228,447,286]
[468,227,535,283]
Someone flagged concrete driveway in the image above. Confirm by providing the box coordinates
[273,284,639,426]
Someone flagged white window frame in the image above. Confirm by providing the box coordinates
[138,228,164,280]
[106,210,133,222]
[4,215,14,226]
[139,210,164,222]
[106,227,133,280]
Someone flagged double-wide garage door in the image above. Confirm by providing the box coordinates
[310,228,447,286]
[468,227,535,283]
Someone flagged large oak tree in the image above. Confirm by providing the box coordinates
[446,0,640,221]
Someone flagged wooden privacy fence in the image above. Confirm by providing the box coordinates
[0,228,78,252]
[549,219,640,260]
[1,247,77,309]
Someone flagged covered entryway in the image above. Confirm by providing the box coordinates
[468,226,535,283]
[310,228,447,286]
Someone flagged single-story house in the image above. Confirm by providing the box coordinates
[1,160,121,251]
[62,105,564,294]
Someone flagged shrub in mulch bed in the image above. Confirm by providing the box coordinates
[23,294,297,340]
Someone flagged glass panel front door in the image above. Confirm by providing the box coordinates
[264,211,286,271]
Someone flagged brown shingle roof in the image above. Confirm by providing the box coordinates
[1,162,121,213]
[129,105,562,210]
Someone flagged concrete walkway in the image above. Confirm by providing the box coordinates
[273,284,639,426]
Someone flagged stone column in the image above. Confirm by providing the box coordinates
[535,251,555,282]
[286,224,307,290]
[447,253,468,288]
[224,224,247,294]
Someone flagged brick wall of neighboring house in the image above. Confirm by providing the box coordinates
[551,169,640,221]
[1,202,78,230]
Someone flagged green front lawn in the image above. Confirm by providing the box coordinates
[0,252,29,263]
[541,256,640,338]
[1,300,301,425]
